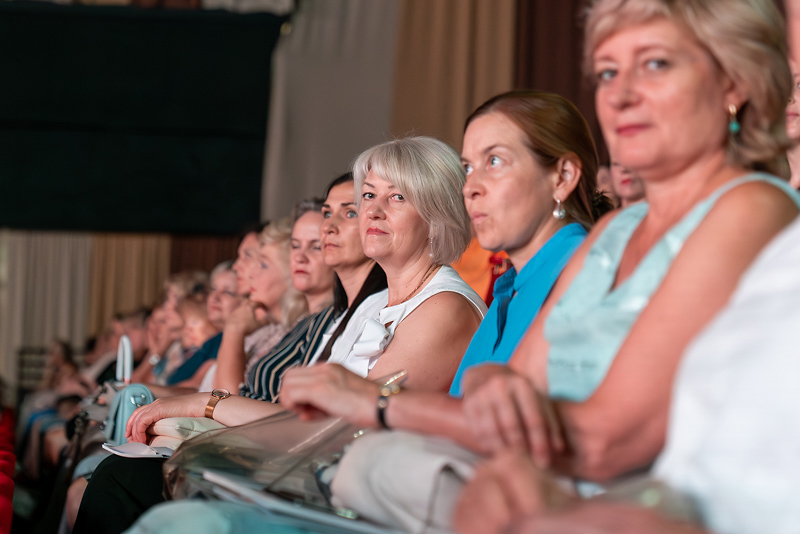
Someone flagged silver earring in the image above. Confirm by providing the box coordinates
[429,237,434,258]
[553,198,566,220]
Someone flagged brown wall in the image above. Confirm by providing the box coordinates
[514,0,608,163]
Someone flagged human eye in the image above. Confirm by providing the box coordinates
[463,163,473,175]
[391,193,405,201]
[644,58,669,71]
[290,240,300,249]
[489,156,502,168]
[594,67,616,82]
[346,209,358,218]
[362,192,375,200]
[321,209,332,218]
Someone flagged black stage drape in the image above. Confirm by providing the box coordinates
[0,1,285,234]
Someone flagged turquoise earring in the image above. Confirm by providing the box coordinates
[728,104,740,135]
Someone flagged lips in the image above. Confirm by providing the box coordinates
[366,227,388,236]
[469,212,488,225]
[616,123,649,136]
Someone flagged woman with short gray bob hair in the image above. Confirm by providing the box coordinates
[352,136,472,265]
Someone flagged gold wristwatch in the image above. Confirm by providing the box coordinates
[204,389,231,419]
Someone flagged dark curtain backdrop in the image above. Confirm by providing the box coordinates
[0,1,286,234]
[169,234,240,274]
[514,0,608,163]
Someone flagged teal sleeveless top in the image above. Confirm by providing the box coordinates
[545,174,800,401]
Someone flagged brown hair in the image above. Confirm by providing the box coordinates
[466,90,612,229]
[584,0,791,176]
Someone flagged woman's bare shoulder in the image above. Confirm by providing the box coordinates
[712,179,799,216]
[407,290,483,327]
[692,179,799,248]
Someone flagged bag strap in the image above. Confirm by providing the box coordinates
[116,335,132,384]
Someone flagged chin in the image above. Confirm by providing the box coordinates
[476,238,502,254]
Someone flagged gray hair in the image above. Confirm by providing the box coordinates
[352,137,471,265]
[584,0,791,176]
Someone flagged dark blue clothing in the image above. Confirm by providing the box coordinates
[166,333,223,385]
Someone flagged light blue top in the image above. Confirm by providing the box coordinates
[545,173,800,401]
[449,223,587,397]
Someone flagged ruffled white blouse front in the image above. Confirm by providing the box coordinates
[311,266,486,378]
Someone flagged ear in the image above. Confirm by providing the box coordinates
[721,70,748,113]
[552,154,582,202]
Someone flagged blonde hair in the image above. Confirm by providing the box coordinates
[584,0,791,176]
[258,219,308,327]
[352,137,472,265]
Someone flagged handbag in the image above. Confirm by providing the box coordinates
[160,372,409,532]
[103,383,154,445]
[101,335,155,445]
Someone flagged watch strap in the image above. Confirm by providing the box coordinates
[205,389,230,419]
[376,383,401,430]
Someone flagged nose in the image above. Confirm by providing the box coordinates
[292,247,309,264]
[462,169,484,201]
[605,69,640,110]
[365,198,386,219]
[321,215,336,235]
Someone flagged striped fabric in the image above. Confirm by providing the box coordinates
[240,306,337,402]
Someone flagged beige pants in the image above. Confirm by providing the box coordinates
[331,430,481,534]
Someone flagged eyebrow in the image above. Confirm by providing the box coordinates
[363,181,395,190]
[462,144,508,162]
[322,201,356,209]
[594,43,673,63]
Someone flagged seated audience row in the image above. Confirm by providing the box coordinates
[15,1,800,533]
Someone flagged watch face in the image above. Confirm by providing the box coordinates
[211,389,230,399]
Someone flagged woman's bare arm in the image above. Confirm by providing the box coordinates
[368,291,483,391]
[126,392,286,443]
[279,292,484,437]
[214,300,270,392]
